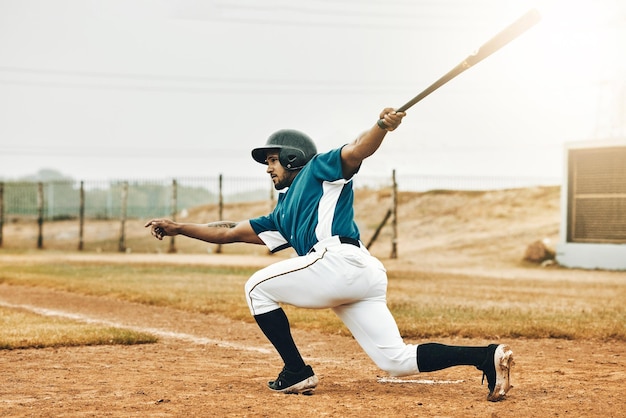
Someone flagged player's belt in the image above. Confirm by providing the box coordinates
[308,236,360,253]
[338,236,360,247]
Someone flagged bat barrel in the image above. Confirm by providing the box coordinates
[379,8,541,123]
[467,8,541,66]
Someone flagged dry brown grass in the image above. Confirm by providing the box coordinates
[0,306,156,349]
[1,254,623,343]
[2,185,624,349]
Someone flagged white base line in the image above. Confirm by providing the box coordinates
[0,301,272,354]
[378,377,464,385]
[1,300,468,381]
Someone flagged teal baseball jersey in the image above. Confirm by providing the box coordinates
[249,146,360,256]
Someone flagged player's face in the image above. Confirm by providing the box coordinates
[265,152,296,190]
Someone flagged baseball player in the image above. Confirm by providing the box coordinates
[146,107,514,402]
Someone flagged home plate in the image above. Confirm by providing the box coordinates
[377,377,464,385]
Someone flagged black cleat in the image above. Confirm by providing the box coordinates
[268,365,319,395]
[479,344,514,402]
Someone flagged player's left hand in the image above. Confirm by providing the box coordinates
[145,218,178,240]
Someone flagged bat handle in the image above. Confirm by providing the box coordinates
[377,107,409,130]
[377,106,409,130]
[377,119,389,130]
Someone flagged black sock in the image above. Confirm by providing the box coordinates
[417,343,488,372]
[254,308,306,372]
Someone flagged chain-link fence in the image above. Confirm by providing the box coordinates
[0,173,558,251]
[0,173,558,220]
[0,175,274,220]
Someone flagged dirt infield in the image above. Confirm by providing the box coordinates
[1,187,625,416]
[1,275,625,418]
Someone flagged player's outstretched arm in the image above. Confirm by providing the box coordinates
[341,107,405,178]
[145,219,264,245]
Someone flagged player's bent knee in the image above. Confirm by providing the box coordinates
[370,346,419,377]
[244,274,280,316]
[377,360,413,377]
[244,275,261,314]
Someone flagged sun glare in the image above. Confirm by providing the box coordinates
[501,0,625,137]
[533,0,624,82]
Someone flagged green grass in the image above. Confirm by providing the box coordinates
[0,307,157,349]
[0,259,624,344]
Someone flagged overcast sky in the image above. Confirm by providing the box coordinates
[0,0,624,183]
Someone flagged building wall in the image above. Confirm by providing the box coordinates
[557,138,626,270]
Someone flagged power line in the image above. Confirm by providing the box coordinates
[0,74,600,96]
[0,78,410,95]
[0,66,407,89]
[0,145,241,158]
[173,0,503,31]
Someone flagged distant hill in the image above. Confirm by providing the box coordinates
[1,186,562,271]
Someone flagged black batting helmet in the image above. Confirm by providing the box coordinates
[251,129,317,170]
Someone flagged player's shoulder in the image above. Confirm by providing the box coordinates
[307,147,342,166]
[290,147,345,186]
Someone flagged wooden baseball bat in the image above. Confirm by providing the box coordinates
[378,8,541,128]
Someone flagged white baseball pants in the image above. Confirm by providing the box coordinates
[244,237,418,376]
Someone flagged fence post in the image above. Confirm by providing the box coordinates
[118,181,128,253]
[390,170,398,259]
[37,182,44,249]
[366,208,391,249]
[216,174,223,254]
[168,179,177,253]
[0,182,4,247]
[78,181,85,251]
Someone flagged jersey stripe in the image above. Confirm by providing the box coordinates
[315,179,348,241]
[257,230,289,252]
